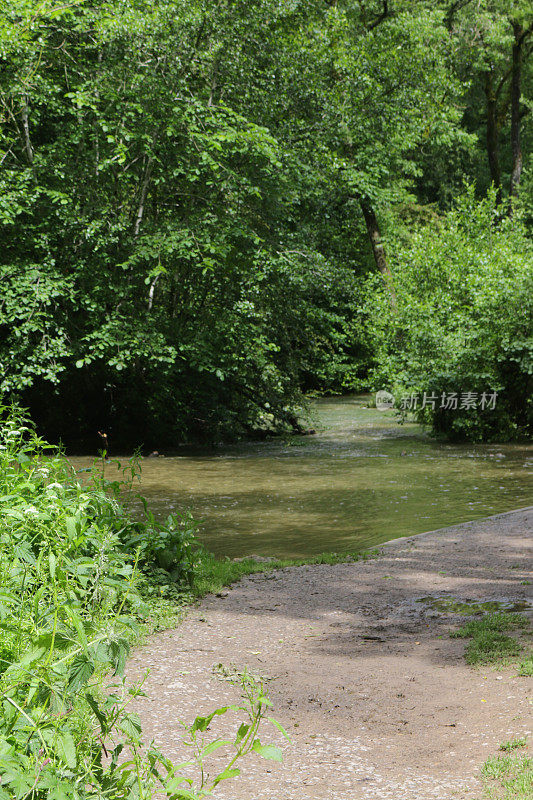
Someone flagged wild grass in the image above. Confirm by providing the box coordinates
[499,738,528,752]
[451,613,531,667]
[516,654,533,676]
[138,544,380,632]
[191,549,380,599]
[481,753,533,800]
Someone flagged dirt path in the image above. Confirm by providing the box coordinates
[128,509,533,799]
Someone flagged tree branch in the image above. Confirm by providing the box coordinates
[367,1,389,31]
[21,99,34,164]
[509,21,526,207]
[445,0,475,31]
[133,132,158,238]
[357,195,397,311]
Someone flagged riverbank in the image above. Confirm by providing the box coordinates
[127,508,533,799]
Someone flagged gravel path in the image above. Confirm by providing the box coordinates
[128,508,533,799]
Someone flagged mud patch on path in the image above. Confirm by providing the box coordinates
[414,595,532,616]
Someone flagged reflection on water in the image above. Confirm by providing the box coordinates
[69,397,532,558]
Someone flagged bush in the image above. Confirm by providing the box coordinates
[366,188,533,441]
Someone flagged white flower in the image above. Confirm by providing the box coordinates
[24,505,39,517]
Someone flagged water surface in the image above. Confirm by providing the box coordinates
[69,397,532,558]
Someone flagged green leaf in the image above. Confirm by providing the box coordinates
[65,516,77,539]
[56,731,76,768]
[4,771,33,797]
[202,739,232,756]
[268,717,292,741]
[68,654,94,692]
[85,692,108,734]
[164,774,192,792]
[251,740,283,761]
[212,767,241,787]
[235,722,250,742]
[190,706,229,732]
[48,782,74,800]
[119,712,142,742]
[65,606,88,653]
[48,552,56,579]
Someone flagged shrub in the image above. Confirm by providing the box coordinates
[366,188,533,441]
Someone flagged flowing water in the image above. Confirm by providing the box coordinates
[69,396,532,558]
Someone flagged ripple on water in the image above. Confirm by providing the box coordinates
[68,395,533,558]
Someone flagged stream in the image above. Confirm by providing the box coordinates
[69,396,532,558]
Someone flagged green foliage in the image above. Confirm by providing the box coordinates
[452,613,529,638]
[0,0,369,447]
[0,406,285,797]
[367,188,533,441]
[444,0,533,204]
[500,738,528,752]
[517,656,533,677]
[0,1,531,446]
[463,632,523,666]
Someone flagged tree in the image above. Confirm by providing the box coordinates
[0,0,363,445]
[446,0,533,210]
[1,0,530,446]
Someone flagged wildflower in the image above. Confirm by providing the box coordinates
[24,505,39,517]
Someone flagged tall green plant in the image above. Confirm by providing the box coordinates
[0,406,286,798]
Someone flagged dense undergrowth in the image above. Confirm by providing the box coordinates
[0,406,290,798]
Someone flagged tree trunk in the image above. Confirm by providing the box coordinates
[359,196,397,311]
[21,99,34,165]
[484,70,502,204]
[133,131,158,237]
[134,155,155,237]
[509,22,524,209]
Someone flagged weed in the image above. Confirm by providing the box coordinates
[500,738,528,752]
[191,549,380,599]
[451,613,530,667]
[452,614,529,638]
[157,671,290,796]
[481,753,533,799]
[0,405,286,798]
[517,656,533,677]
[212,663,276,685]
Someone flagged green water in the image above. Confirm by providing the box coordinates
[69,396,532,558]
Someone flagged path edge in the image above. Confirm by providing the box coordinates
[378,505,533,550]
